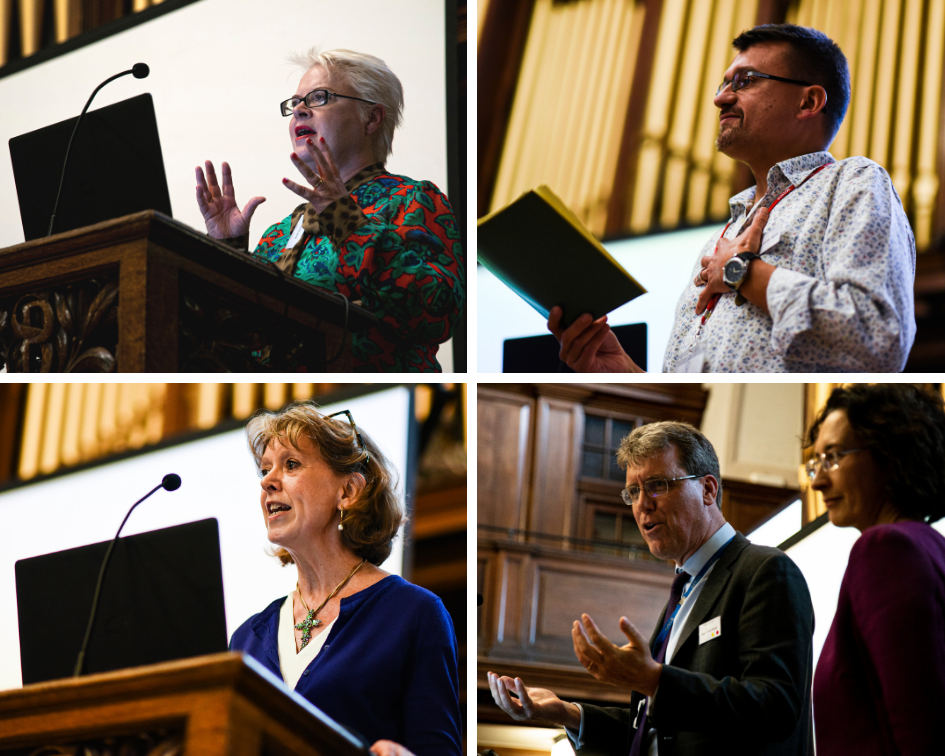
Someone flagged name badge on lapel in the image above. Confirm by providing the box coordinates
[698,616,721,644]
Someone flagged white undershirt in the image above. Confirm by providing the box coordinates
[277,593,336,691]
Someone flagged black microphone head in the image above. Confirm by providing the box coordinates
[132,63,150,79]
[162,473,181,491]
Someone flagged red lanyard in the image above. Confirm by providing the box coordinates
[701,162,833,323]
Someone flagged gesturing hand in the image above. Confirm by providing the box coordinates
[694,206,769,315]
[572,614,662,697]
[195,160,266,240]
[284,136,349,214]
[486,671,581,730]
[547,307,643,373]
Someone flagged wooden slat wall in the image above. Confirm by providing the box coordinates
[490,0,646,237]
[1,0,166,68]
[483,0,945,247]
[633,0,758,233]
[14,382,345,482]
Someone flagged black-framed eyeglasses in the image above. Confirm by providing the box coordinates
[620,474,703,505]
[280,89,377,117]
[805,448,864,480]
[326,409,370,465]
[716,70,814,96]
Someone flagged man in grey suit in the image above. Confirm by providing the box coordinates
[488,421,813,755]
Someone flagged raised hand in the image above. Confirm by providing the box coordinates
[195,160,266,240]
[486,671,581,730]
[283,136,349,215]
[571,614,662,696]
[547,307,644,373]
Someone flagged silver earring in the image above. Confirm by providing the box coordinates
[338,509,344,531]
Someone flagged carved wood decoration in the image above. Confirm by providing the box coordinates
[0,730,182,756]
[178,277,327,373]
[0,277,118,373]
[0,211,375,373]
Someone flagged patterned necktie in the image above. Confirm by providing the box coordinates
[628,569,690,756]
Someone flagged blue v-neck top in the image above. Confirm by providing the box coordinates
[229,575,461,756]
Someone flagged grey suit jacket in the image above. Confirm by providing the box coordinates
[576,532,814,756]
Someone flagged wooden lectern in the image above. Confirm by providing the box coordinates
[0,652,368,756]
[0,212,391,372]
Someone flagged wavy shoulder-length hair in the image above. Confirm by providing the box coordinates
[246,401,405,565]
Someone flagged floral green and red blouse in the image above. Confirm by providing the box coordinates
[249,164,464,372]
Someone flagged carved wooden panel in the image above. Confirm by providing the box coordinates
[477,388,534,531]
[528,398,582,539]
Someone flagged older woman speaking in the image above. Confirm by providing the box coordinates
[195,49,463,373]
[229,402,462,755]
[807,384,945,755]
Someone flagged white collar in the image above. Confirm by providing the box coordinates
[680,521,736,577]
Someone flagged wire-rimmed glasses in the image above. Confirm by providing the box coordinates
[280,89,377,117]
[620,474,703,505]
[805,448,865,480]
[716,70,814,96]
[326,409,370,464]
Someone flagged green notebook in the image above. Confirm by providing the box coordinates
[477,185,646,327]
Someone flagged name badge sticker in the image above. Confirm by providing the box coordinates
[676,347,706,373]
[698,616,722,644]
[285,216,306,250]
[759,226,782,255]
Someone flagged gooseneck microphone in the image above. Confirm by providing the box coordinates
[47,63,151,237]
[73,472,180,677]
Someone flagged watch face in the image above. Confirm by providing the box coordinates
[723,257,744,287]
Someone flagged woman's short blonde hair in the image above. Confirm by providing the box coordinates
[245,401,405,565]
[289,47,404,163]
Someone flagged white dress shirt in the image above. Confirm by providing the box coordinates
[662,152,915,372]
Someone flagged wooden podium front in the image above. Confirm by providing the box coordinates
[0,652,368,756]
[0,212,389,372]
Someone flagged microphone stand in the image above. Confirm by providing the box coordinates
[48,63,150,237]
[73,472,177,677]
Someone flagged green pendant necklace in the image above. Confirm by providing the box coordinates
[295,558,366,651]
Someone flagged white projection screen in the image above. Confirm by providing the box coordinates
[0,0,449,249]
[0,385,414,691]
[782,516,945,671]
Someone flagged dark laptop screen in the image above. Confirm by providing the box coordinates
[15,518,227,684]
[9,92,172,241]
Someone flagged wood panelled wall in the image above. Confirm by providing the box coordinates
[479,0,945,248]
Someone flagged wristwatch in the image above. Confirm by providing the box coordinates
[722,252,761,291]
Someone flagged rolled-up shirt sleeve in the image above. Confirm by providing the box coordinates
[765,160,916,371]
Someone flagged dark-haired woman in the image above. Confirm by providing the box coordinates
[229,403,461,756]
[807,384,945,756]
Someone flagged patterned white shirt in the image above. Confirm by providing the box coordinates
[662,152,916,372]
